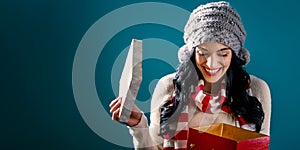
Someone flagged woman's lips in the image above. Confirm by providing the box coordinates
[203,67,222,76]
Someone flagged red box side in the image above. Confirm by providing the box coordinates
[237,136,270,150]
[188,128,237,150]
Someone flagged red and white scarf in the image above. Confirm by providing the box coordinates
[162,79,254,150]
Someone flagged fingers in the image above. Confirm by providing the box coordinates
[109,97,122,121]
[109,97,121,108]
[110,99,121,114]
[108,97,144,127]
[111,107,120,121]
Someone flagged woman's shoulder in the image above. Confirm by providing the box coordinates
[249,75,271,106]
[155,72,176,94]
[155,73,176,98]
[249,75,271,95]
[150,73,176,112]
[159,72,176,83]
[249,75,272,135]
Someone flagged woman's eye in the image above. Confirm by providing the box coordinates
[219,54,228,57]
[199,53,207,56]
[218,53,228,57]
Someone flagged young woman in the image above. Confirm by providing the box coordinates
[109,1,271,149]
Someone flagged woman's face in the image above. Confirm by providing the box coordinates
[195,42,232,83]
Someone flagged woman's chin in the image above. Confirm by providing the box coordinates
[203,78,220,83]
[203,74,225,83]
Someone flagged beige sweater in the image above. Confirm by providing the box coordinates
[129,73,271,149]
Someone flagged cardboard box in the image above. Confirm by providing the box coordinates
[187,123,270,150]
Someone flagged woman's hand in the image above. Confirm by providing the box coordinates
[109,97,143,127]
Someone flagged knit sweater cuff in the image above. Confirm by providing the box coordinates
[128,114,153,148]
[128,113,148,129]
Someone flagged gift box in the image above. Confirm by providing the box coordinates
[187,123,270,150]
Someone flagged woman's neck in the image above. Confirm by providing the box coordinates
[203,80,222,95]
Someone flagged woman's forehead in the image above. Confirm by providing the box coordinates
[196,42,230,51]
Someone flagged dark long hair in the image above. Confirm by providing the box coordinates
[160,49,264,136]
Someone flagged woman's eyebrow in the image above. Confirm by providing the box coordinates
[197,47,231,51]
[218,47,231,51]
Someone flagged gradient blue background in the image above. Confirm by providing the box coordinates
[2,0,300,149]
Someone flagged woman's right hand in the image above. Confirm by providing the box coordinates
[109,97,143,127]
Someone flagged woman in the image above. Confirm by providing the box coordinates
[109,1,271,149]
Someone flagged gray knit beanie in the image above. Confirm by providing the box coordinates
[178,1,250,65]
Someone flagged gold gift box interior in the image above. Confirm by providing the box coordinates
[193,123,268,142]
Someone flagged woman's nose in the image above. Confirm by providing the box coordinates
[206,54,220,68]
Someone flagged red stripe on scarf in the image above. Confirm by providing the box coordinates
[178,113,188,122]
[163,134,171,139]
[237,116,250,125]
[221,105,231,114]
[201,95,212,112]
[191,84,203,100]
[219,96,226,104]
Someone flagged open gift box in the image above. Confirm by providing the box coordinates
[187,123,270,150]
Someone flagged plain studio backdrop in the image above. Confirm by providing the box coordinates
[1,0,299,149]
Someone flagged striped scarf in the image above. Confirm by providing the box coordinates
[162,79,254,150]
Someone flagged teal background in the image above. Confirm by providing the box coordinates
[2,0,299,149]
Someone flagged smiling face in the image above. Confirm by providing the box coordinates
[195,42,232,83]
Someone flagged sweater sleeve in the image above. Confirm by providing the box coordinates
[128,73,176,150]
[250,75,272,135]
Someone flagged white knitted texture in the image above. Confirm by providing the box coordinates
[179,1,250,65]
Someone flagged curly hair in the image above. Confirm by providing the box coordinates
[160,49,264,136]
